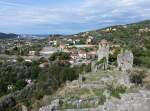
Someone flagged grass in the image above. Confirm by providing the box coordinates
[108,85,127,98]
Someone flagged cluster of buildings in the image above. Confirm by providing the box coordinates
[47,36,97,63]
[39,36,112,65]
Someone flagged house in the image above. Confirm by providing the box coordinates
[86,36,94,44]
[29,51,36,56]
[87,51,97,59]
[25,41,32,46]
[67,39,73,42]
[112,28,117,31]
[75,39,80,42]
[69,48,78,59]
[78,50,87,59]
[59,44,66,51]
[49,40,57,46]
[86,38,92,44]
[71,53,79,60]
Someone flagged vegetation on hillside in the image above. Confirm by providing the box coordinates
[75,20,150,67]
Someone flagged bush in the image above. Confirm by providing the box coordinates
[16,56,24,63]
[15,80,27,90]
[108,85,127,98]
[129,70,146,85]
[49,52,70,61]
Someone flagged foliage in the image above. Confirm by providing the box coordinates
[0,58,80,110]
[109,47,121,64]
[0,61,41,96]
[108,85,127,98]
[96,57,107,65]
[16,56,24,62]
[15,80,27,90]
[49,52,70,61]
[129,70,146,85]
[76,20,150,67]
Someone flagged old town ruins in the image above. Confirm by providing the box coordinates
[37,38,150,111]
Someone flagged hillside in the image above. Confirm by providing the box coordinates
[0,20,150,111]
[0,32,18,39]
[73,20,150,67]
[38,69,150,111]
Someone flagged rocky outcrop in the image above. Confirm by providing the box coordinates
[117,50,134,72]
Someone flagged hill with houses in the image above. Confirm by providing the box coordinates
[37,20,150,111]
[69,20,150,68]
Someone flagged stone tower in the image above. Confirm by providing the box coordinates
[97,39,110,69]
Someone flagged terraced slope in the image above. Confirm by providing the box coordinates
[39,70,128,110]
[39,69,150,111]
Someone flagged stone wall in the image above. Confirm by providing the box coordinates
[117,50,134,72]
[97,40,110,70]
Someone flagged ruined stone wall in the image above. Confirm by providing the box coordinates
[97,43,110,70]
[97,44,109,62]
[117,50,134,72]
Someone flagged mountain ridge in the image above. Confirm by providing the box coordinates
[0,32,18,39]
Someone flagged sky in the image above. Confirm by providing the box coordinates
[0,0,150,34]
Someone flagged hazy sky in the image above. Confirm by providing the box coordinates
[0,0,150,34]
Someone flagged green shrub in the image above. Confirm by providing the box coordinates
[49,52,70,61]
[129,70,146,85]
[108,85,127,98]
[16,56,24,62]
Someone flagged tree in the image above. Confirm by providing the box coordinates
[15,80,27,90]
[49,52,70,61]
[16,56,24,63]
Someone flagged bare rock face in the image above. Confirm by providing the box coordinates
[117,50,134,72]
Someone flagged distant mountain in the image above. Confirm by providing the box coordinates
[0,32,18,39]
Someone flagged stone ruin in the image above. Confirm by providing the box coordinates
[97,40,110,61]
[39,99,60,111]
[117,50,134,72]
[91,61,98,72]
[63,90,150,111]
[91,39,110,72]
